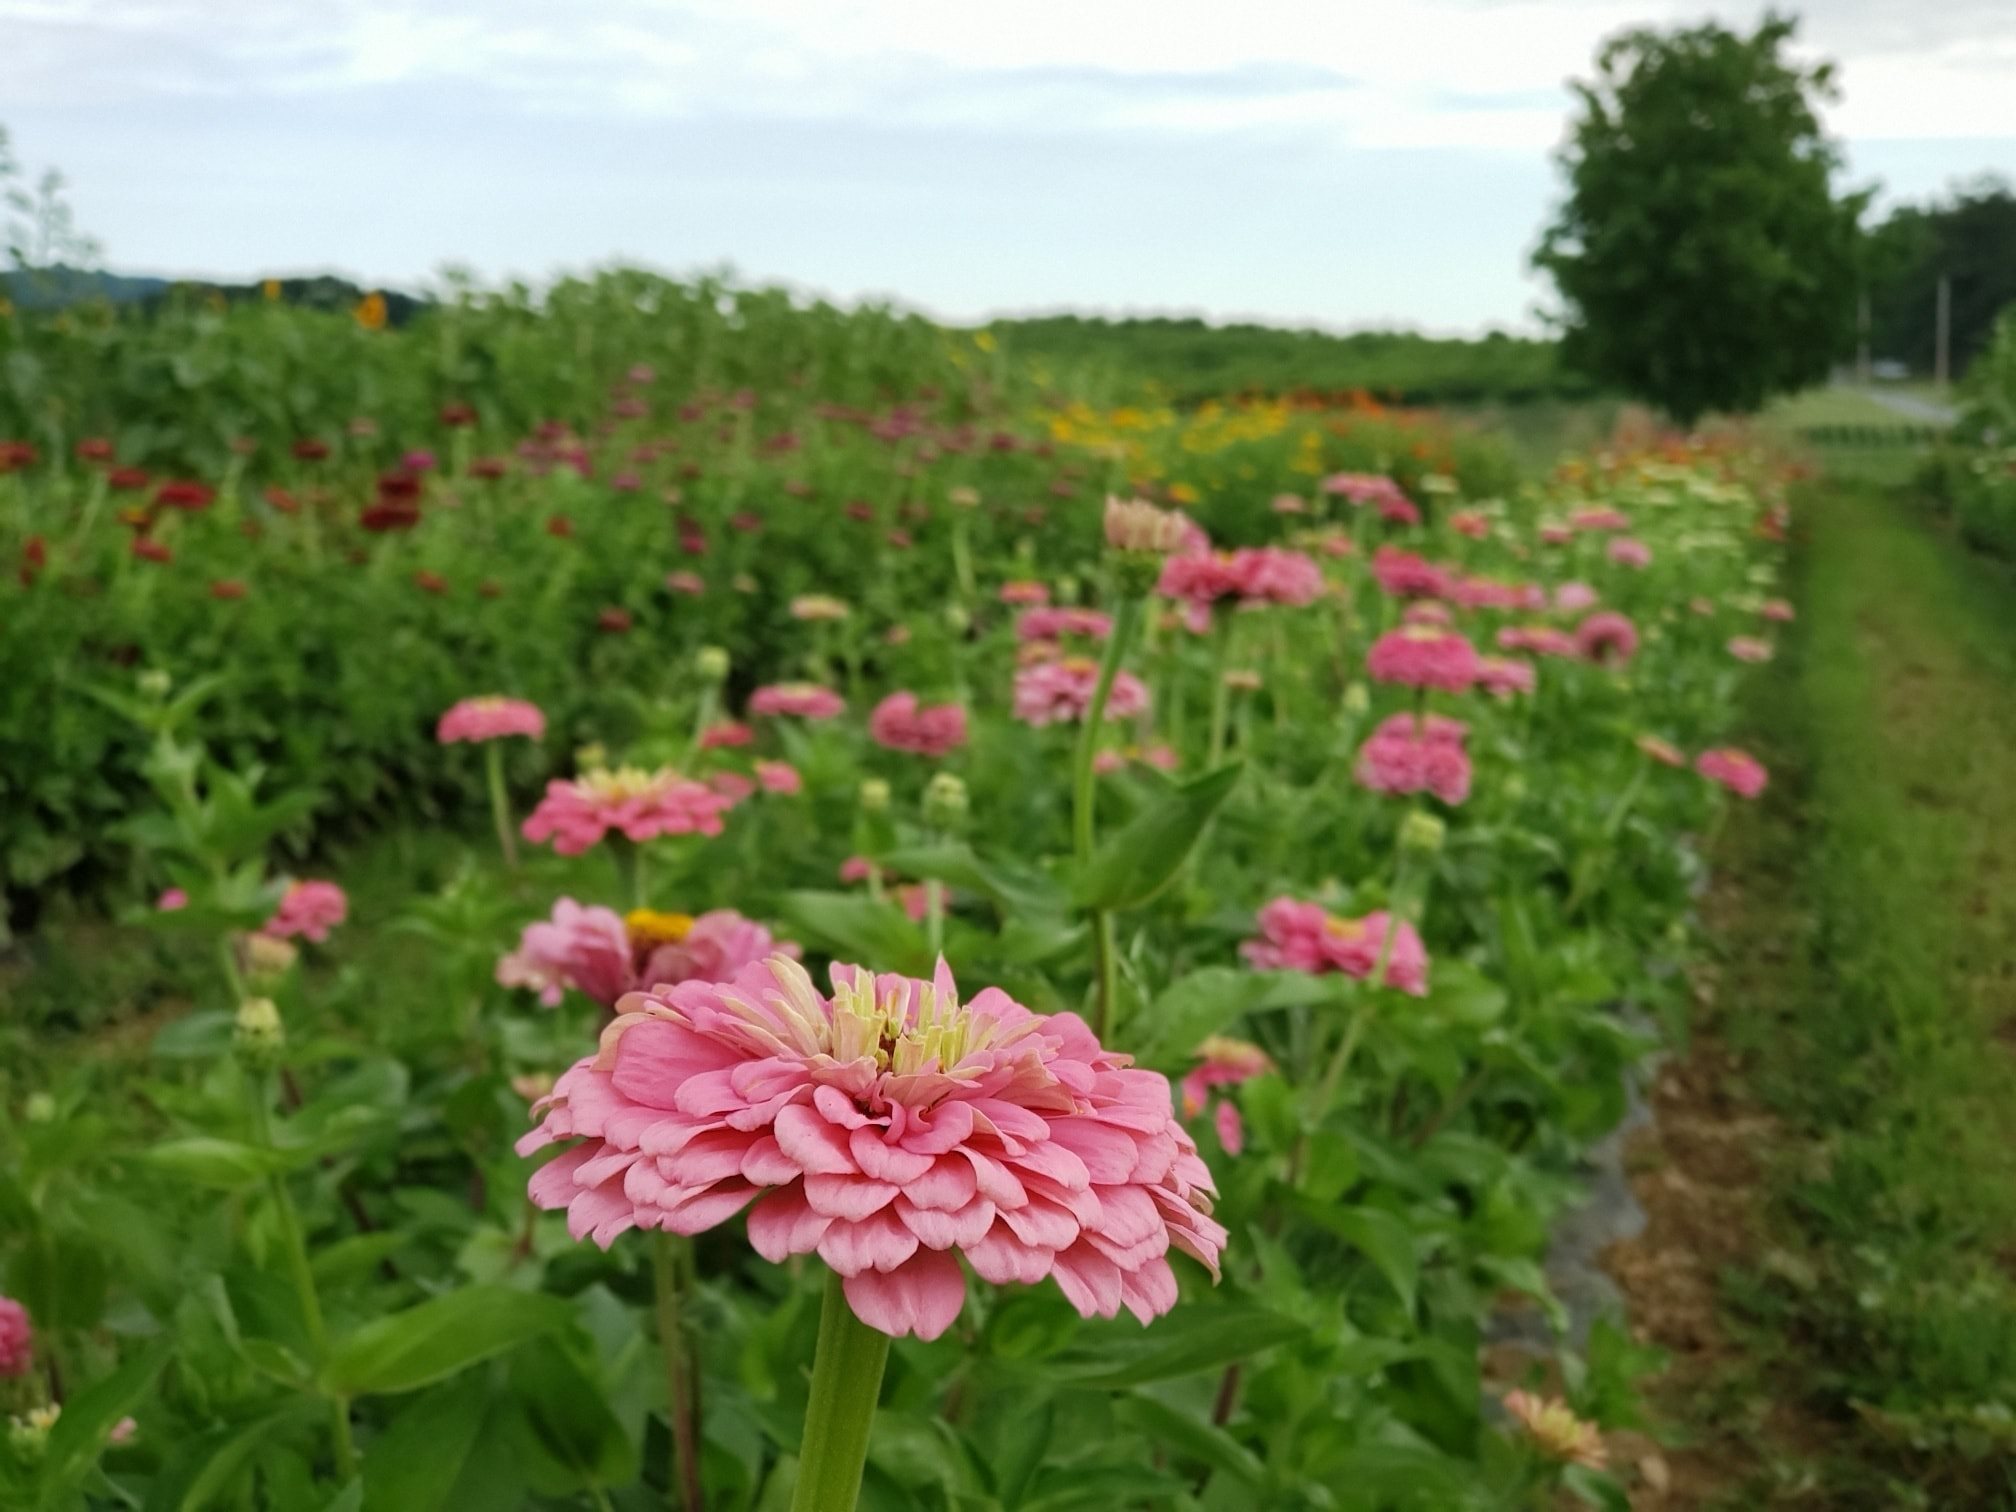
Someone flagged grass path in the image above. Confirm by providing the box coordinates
[1609,483,2016,1507]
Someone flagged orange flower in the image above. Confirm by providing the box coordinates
[354,292,388,331]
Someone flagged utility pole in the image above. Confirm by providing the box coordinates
[1934,275,1951,390]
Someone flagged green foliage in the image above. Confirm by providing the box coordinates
[1535,14,1867,423]
[1865,176,2016,378]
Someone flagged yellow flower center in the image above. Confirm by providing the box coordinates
[577,765,673,801]
[1323,915,1364,940]
[625,909,695,946]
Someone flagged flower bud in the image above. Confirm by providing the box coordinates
[137,669,172,700]
[694,645,730,682]
[857,778,891,814]
[948,485,980,510]
[1342,682,1371,717]
[575,742,608,773]
[1399,811,1446,856]
[239,932,299,988]
[233,997,285,1065]
[943,604,970,636]
[923,772,969,832]
[23,1092,55,1124]
[7,1403,59,1461]
[1103,496,1188,555]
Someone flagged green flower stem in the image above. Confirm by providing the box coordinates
[950,512,975,602]
[1564,756,1650,918]
[1071,594,1144,1041]
[653,1232,704,1512]
[484,741,519,869]
[924,879,946,958]
[245,1072,354,1480]
[1205,617,1234,767]
[790,1269,891,1512]
[611,837,647,911]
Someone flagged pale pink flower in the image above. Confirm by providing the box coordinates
[1607,538,1652,569]
[710,772,757,806]
[1451,576,1540,612]
[1377,495,1421,526]
[1636,734,1685,768]
[1371,546,1450,600]
[749,683,846,720]
[1449,510,1490,539]
[1476,656,1537,698]
[1695,747,1767,799]
[498,902,798,1010]
[1013,659,1151,727]
[1104,497,1192,555]
[519,957,1226,1340]
[1759,599,1795,622]
[1574,611,1639,666]
[1094,745,1178,776]
[699,720,754,751]
[1690,596,1716,617]
[1320,472,1407,509]
[1017,607,1113,642]
[1227,547,1324,606]
[1538,523,1574,546]
[1497,625,1579,658]
[0,1295,32,1377]
[1366,626,1480,692]
[1570,506,1629,533]
[1401,602,1453,628]
[837,856,877,885]
[1355,713,1472,805]
[1554,581,1599,613]
[156,888,189,912]
[998,581,1051,606]
[1271,493,1308,515]
[437,696,546,744]
[665,571,706,595]
[1179,1036,1273,1155]
[522,767,732,854]
[1726,636,1773,664]
[895,885,932,923]
[109,1417,137,1445]
[1241,899,1429,995]
[790,594,850,622]
[1503,1391,1607,1470]
[263,880,347,943]
[869,692,968,757]
[756,760,803,795]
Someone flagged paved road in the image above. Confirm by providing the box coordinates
[1855,386,1959,426]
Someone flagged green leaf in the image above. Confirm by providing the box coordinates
[777,891,931,973]
[1114,1394,1266,1487]
[878,842,1065,914]
[1074,764,1242,910]
[363,1374,490,1512]
[323,1287,571,1398]
[142,1137,291,1189]
[1135,967,1333,1064]
[1288,1199,1420,1316]
[505,1337,639,1496]
[1050,1305,1303,1387]
[43,1340,170,1493]
[144,1401,316,1512]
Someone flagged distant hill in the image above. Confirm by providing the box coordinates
[2,265,169,307]
[2,265,425,323]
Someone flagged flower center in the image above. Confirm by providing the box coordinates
[625,909,695,946]
[1323,915,1364,940]
[578,765,673,801]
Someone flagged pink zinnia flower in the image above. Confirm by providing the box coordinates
[1156,552,1244,606]
[749,683,846,720]
[1371,546,1450,600]
[1319,472,1406,508]
[998,581,1051,606]
[437,696,546,744]
[838,856,877,885]
[1476,656,1536,698]
[1013,659,1151,727]
[1538,523,1573,546]
[1241,899,1429,995]
[1355,713,1472,805]
[1554,581,1599,613]
[1271,493,1307,515]
[522,767,732,854]
[1759,599,1795,622]
[1401,602,1454,628]
[1498,625,1579,658]
[868,692,968,757]
[263,880,347,943]
[1607,538,1652,569]
[498,901,798,1009]
[1726,636,1773,664]
[699,720,754,751]
[1377,495,1421,526]
[665,571,706,595]
[1449,510,1490,539]
[710,772,757,806]
[1179,1036,1273,1156]
[519,957,1226,1340]
[1695,747,1767,799]
[756,760,803,795]
[1503,1391,1608,1470]
[1016,607,1112,642]
[0,1295,32,1377]
[1366,626,1480,692]
[1570,506,1630,533]
[1226,547,1324,606]
[157,888,189,912]
[1450,576,1539,612]
[1574,611,1639,667]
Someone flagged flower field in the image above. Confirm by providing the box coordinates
[0,274,1790,1510]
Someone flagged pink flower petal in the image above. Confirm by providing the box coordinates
[843,1249,968,1340]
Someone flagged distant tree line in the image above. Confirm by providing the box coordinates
[1865,177,2016,377]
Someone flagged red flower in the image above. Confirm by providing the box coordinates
[264,486,300,514]
[470,457,509,480]
[545,515,575,539]
[132,538,173,564]
[74,437,115,463]
[209,578,248,600]
[19,535,47,585]
[440,402,477,427]
[414,570,449,595]
[155,480,216,512]
[291,438,330,461]
[108,467,149,492]
[377,472,423,503]
[597,607,633,633]
[0,441,36,473]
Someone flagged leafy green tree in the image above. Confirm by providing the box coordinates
[1534,15,1867,423]
[1866,177,2016,377]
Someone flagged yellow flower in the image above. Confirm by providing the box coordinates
[354,291,388,331]
[625,909,696,946]
[1167,481,1200,505]
[262,278,281,302]
[972,329,997,352]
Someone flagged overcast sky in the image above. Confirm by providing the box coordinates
[5,0,2011,333]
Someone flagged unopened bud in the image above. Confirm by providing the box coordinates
[1399,811,1446,856]
[8,1404,59,1461]
[943,604,970,635]
[233,997,285,1064]
[1342,683,1371,717]
[240,932,298,988]
[694,645,730,682]
[948,485,980,510]
[923,772,969,832]
[137,669,172,700]
[24,1092,55,1124]
[1103,496,1188,555]
[857,778,891,815]
[575,742,608,773]
[1223,669,1262,692]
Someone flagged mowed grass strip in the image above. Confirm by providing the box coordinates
[1718,481,2016,1498]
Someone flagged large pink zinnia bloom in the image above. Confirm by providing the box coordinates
[1241,898,1430,995]
[1015,607,1113,643]
[1574,611,1640,667]
[1355,712,1472,805]
[1156,552,1244,606]
[437,696,546,744]
[0,1295,32,1377]
[522,767,733,854]
[1012,659,1151,727]
[499,902,800,1009]
[1226,547,1325,607]
[1695,747,1768,799]
[749,683,846,720]
[520,958,1226,1340]
[263,880,347,943]
[1366,626,1481,692]
[868,692,968,757]
[1476,656,1537,699]
[1371,546,1450,600]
